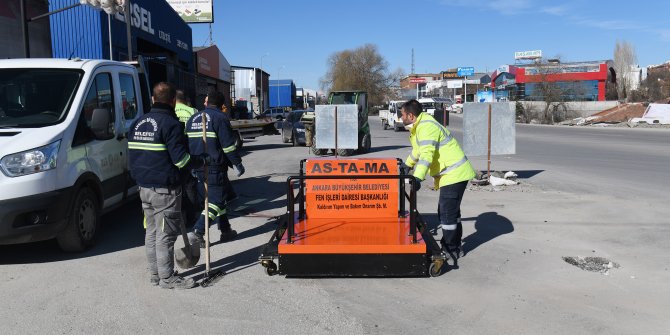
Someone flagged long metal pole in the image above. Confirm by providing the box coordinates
[487,104,492,178]
[124,1,133,61]
[108,14,113,60]
[20,0,29,58]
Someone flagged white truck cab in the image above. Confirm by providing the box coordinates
[0,58,150,251]
[379,100,407,131]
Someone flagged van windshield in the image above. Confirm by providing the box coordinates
[0,69,82,128]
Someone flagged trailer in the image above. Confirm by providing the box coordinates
[259,158,447,277]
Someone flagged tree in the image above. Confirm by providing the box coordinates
[320,44,402,106]
[613,40,638,101]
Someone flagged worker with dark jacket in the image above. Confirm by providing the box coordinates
[400,99,476,261]
[186,90,245,247]
[128,82,206,290]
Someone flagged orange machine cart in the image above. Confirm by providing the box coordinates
[259,158,446,277]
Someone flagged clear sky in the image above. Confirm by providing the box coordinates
[189,0,670,92]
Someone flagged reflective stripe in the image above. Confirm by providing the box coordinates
[187,131,216,138]
[128,142,167,151]
[174,154,191,168]
[208,203,223,216]
[409,152,417,162]
[143,215,147,229]
[202,210,216,221]
[222,144,236,153]
[418,119,453,144]
[438,156,468,176]
[418,140,438,147]
[417,160,431,168]
[442,224,457,230]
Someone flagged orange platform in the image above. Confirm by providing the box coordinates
[278,216,426,254]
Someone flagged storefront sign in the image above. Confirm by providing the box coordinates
[166,0,213,23]
[409,77,426,83]
[514,50,542,60]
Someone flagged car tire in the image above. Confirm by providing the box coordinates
[311,142,327,155]
[292,130,299,147]
[359,133,371,154]
[282,129,289,143]
[57,187,99,252]
[336,148,355,156]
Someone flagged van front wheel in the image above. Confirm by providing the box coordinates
[57,187,99,252]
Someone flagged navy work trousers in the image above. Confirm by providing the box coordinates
[438,180,469,247]
[193,169,234,234]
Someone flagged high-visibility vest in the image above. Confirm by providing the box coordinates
[175,102,197,125]
[405,113,476,189]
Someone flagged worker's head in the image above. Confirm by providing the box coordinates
[175,89,187,104]
[205,89,226,111]
[152,82,177,107]
[400,99,422,125]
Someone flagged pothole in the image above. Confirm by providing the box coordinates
[563,256,620,274]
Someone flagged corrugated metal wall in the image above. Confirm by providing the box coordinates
[49,0,103,59]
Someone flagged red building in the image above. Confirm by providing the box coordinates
[490,61,616,101]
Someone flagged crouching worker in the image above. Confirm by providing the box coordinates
[128,82,207,289]
[186,90,245,248]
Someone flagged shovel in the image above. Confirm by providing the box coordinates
[175,216,200,269]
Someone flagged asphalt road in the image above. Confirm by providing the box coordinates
[0,115,668,334]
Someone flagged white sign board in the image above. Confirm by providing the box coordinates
[514,50,542,60]
[314,104,359,149]
[463,103,516,156]
[166,0,213,23]
[447,80,463,89]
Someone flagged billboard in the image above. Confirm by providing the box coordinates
[514,50,542,60]
[166,0,213,23]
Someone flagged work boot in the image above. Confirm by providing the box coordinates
[219,226,238,243]
[150,270,178,286]
[441,239,464,260]
[159,275,195,290]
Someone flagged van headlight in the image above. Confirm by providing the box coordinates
[0,141,60,177]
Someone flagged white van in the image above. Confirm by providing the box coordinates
[379,100,407,131]
[0,58,150,251]
[418,97,452,116]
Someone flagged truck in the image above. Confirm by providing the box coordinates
[269,79,295,108]
[0,58,152,251]
[301,90,371,156]
[379,100,407,131]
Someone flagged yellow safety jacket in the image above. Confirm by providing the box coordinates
[405,113,476,189]
[175,102,197,125]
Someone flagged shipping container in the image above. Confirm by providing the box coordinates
[269,79,295,108]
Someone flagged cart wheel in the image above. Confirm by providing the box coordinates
[429,261,443,277]
[264,261,278,276]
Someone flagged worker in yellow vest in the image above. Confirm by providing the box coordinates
[400,99,476,261]
[175,90,197,128]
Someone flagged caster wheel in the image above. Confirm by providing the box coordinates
[429,261,443,277]
[264,261,278,276]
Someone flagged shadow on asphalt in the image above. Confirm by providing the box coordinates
[369,145,409,153]
[461,211,514,255]
[0,199,146,264]
[512,170,544,179]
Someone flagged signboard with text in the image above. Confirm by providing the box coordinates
[305,159,399,219]
[166,0,213,23]
[514,50,542,60]
[457,67,475,77]
[409,77,426,84]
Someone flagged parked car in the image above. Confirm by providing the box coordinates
[281,110,308,146]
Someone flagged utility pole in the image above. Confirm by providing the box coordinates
[20,0,29,57]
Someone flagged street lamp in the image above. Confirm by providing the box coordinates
[277,65,285,109]
[260,53,268,115]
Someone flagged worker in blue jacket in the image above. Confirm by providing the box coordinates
[186,90,245,247]
[128,82,207,290]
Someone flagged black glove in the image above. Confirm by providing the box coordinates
[234,163,245,177]
[400,163,412,175]
[413,177,422,191]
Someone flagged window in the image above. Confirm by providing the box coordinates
[73,73,115,146]
[119,74,138,120]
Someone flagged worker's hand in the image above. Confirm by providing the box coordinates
[234,163,245,177]
[400,163,412,175]
[413,177,422,191]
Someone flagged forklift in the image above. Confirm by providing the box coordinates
[259,158,447,277]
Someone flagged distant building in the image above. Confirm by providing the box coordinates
[2,0,52,58]
[490,60,616,101]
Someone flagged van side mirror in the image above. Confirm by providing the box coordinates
[90,108,114,140]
